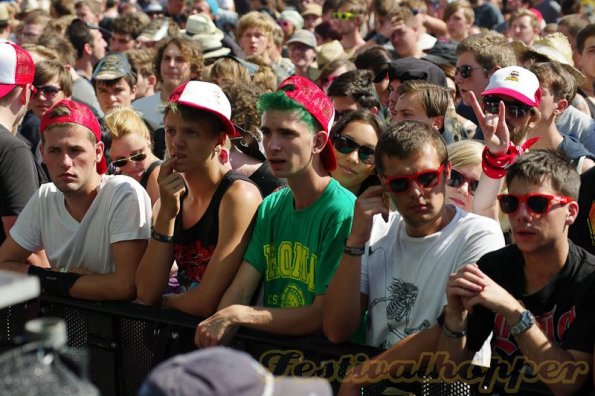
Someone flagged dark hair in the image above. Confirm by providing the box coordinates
[110,13,149,39]
[34,60,73,97]
[375,120,447,175]
[330,109,383,139]
[354,46,391,78]
[577,23,595,54]
[327,69,380,110]
[505,150,580,199]
[66,18,94,58]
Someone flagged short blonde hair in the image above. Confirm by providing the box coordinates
[104,107,152,142]
[236,11,276,42]
[207,57,251,86]
[510,9,539,31]
[443,1,474,25]
[447,139,484,169]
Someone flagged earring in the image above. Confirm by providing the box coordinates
[219,148,229,163]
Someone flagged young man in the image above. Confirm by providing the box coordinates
[109,13,148,52]
[195,76,356,347]
[0,99,152,301]
[577,24,595,119]
[327,69,380,120]
[392,79,458,143]
[454,31,516,140]
[0,42,46,261]
[286,29,317,79]
[437,150,595,395]
[333,0,367,58]
[92,52,137,115]
[236,11,276,63]
[324,120,504,349]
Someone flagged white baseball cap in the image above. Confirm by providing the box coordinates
[481,66,541,107]
[168,81,238,138]
[0,41,35,99]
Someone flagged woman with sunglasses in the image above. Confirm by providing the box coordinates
[330,109,383,196]
[445,140,483,213]
[104,108,162,205]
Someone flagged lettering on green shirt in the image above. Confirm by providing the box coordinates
[264,241,316,291]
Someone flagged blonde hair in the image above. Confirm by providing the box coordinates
[104,107,152,142]
[236,11,276,42]
[443,1,474,25]
[207,57,251,86]
[447,140,484,169]
[510,9,539,31]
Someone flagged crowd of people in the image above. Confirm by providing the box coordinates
[0,0,594,393]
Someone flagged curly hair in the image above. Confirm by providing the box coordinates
[154,38,204,84]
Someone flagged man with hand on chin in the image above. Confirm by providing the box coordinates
[437,150,595,395]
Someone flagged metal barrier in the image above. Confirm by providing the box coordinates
[0,296,559,396]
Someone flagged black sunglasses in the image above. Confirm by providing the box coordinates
[34,85,62,98]
[384,163,446,194]
[483,97,530,119]
[497,193,573,215]
[331,135,375,165]
[446,169,479,195]
[112,152,147,168]
[455,65,484,79]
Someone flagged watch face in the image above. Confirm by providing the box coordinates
[510,310,535,335]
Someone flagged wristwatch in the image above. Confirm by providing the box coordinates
[509,310,535,336]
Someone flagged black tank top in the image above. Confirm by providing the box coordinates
[173,170,255,291]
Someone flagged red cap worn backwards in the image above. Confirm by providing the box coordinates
[40,99,107,174]
[277,76,336,172]
[0,41,35,99]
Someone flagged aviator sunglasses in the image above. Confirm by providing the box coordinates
[332,135,375,165]
[483,96,531,119]
[497,193,573,215]
[446,169,479,195]
[384,163,446,193]
[111,152,147,168]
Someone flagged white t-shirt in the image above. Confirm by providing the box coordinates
[133,93,164,132]
[11,175,152,274]
[361,206,505,348]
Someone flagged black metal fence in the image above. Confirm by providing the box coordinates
[0,296,560,396]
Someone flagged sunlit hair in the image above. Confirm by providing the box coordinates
[447,139,483,170]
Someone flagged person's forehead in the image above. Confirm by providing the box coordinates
[44,123,95,141]
[381,145,442,174]
[456,51,480,66]
[507,177,556,195]
[97,78,130,89]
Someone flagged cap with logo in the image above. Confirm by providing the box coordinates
[168,81,238,138]
[481,66,541,108]
[92,52,134,81]
[40,99,107,174]
[277,75,336,171]
[0,41,34,99]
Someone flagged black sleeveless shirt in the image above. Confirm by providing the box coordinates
[173,170,256,291]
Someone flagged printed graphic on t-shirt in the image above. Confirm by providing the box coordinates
[174,241,215,290]
[370,277,431,342]
[264,241,316,290]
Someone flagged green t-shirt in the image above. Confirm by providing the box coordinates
[244,178,355,308]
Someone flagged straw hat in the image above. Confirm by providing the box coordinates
[315,40,347,69]
[512,33,585,85]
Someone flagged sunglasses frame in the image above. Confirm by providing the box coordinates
[482,96,531,119]
[332,134,375,165]
[34,85,61,98]
[383,163,447,194]
[332,11,358,20]
[446,168,479,195]
[112,151,147,168]
[455,65,485,79]
[497,193,573,215]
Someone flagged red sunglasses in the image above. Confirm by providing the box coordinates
[497,193,573,215]
[384,163,446,194]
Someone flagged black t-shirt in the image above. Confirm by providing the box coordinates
[466,242,595,393]
[0,124,45,244]
[569,166,595,255]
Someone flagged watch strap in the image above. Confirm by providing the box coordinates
[509,310,535,336]
[343,245,365,256]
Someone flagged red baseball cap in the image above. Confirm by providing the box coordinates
[277,76,336,172]
[40,99,107,174]
[0,41,35,99]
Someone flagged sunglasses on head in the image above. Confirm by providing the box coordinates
[34,85,61,98]
[111,152,147,168]
[497,193,573,215]
[483,97,530,119]
[332,11,358,20]
[455,65,484,79]
[332,134,375,165]
[446,169,479,195]
[384,163,446,194]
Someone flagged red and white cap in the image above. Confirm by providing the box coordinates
[277,76,336,172]
[0,41,35,99]
[40,99,107,174]
[481,66,541,108]
[168,81,239,138]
